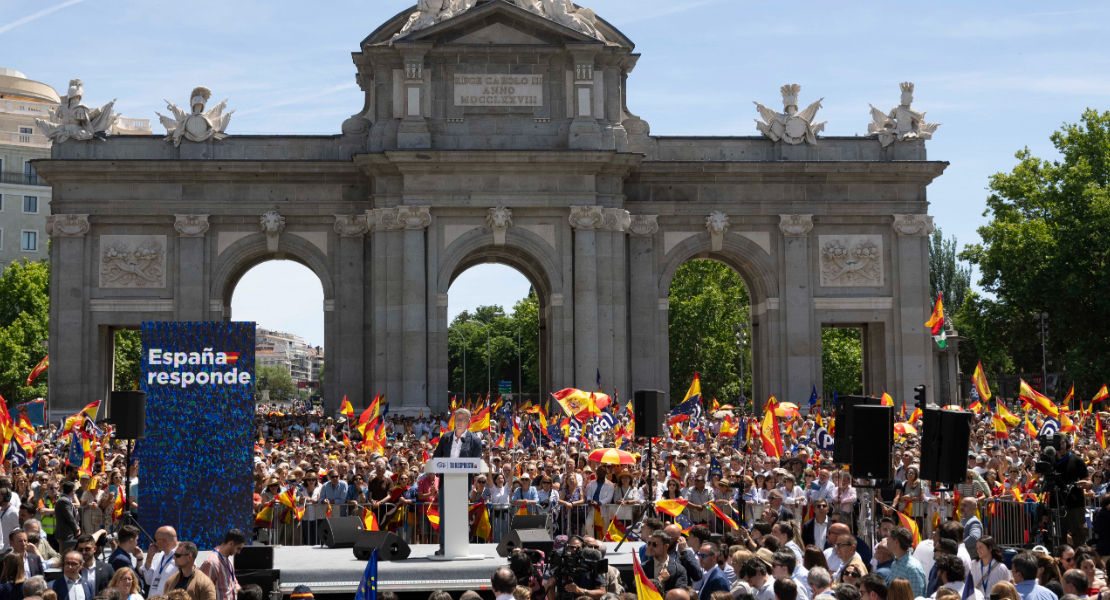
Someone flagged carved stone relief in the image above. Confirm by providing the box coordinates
[99,235,167,289]
[892,214,934,236]
[778,214,814,237]
[334,214,370,237]
[568,205,604,230]
[486,206,513,245]
[49,214,90,237]
[706,211,730,251]
[628,215,659,237]
[260,211,285,252]
[819,235,884,287]
[368,207,432,232]
[600,208,631,232]
[174,214,210,237]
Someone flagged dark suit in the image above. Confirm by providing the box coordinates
[53,495,79,545]
[51,577,94,600]
[697,566,731,597]
[802,517,830,548]
[431,430,483,554]
[22,553,44,578]
[108,547,134,573]
[85,559,116,594]
[649,554,688,593]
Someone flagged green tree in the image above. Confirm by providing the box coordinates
[447,288,540,400]
[961,109,1110,397]
[668,260,750,406]
[0,260,50,403]
[929,227,971,312]
[256,365,296,402]
[822,328,862,397]
[113,330,142,391]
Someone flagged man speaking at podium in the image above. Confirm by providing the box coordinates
[432,408,483,556]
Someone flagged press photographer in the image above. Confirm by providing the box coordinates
[542,536,607,600]
[1037,433,1091,545]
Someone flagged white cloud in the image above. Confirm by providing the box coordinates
[0,0,91,35]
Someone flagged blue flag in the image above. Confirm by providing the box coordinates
[709,456,722,478]
[8,441,26,467]
[66,433,83,468]
[596,369,602,390]
[815,427,834,451]
[832,391,838,407]
[808,385,819,409]
[354,549,378,600]
[1038,418,1060,438]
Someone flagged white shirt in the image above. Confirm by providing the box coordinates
[450,433,465,458]
[82,564,97,591]
[792,566,811,600]
[0,503,18,550]
[496,594,514,600]
[813,519,829,551]
[584,480,615,505]
[753,578,775,600]
[971,559,1012,596]
[913,539,935,575]
[65,577,86,600]
[144,550,179,597]
[933,580,984,600]
[824,548,861,578]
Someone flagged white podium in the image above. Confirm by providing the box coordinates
[425,457,489,560]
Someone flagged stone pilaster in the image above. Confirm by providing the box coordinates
[568,47,602,150]
[368,208,406,407]
[399,207,431,409]
[628,215,661,394]
[398,47,431,149]
[174,215,209,321]
[50,214,90,413]
[596,208,630,394]
[334,214,369,411]
[569,206,603,389]
[893,214,934,403]
[778,214,817,402]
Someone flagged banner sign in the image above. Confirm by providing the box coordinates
[137,321,255,548]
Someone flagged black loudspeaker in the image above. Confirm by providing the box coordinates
[511,514,549,531]
[849,405,894,479]
[832,395,878,465]
[353,531,410,561]
[634,390,666,438]
[109,390,146,440]
[496,529,554,557]
[319,516,364,548]
[920,407,973,485]
[235,545,273,570]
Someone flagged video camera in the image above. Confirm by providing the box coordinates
[547,545,608,600]
[1034,433,1063,477]
[508,548,545,589]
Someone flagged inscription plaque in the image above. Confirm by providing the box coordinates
[454,74,543,107]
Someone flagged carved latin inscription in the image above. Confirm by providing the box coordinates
[454,74,543,107]
[99,235,167,289]
[819,235,884,287]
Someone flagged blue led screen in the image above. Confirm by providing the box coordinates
[137,321,255,548]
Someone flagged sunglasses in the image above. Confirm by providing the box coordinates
[174,552,188,558]
[648,542,663,548]
[845,571,861,578]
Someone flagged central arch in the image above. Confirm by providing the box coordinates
[433,226,566,412]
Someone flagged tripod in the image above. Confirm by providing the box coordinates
[116,438,156,546]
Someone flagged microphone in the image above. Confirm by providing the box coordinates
[1045,446,1057,461]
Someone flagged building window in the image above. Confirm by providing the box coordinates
[23,162,36,186]
[21,231,36,252]
[19,127,31,134]
[23,196,37,214]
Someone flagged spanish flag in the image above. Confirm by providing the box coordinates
[112,486,126,520]
[760,405,783,458]
[655,499,689,517]
[992,414,1009,439]
[1097,416,1107,450]
[996,401,1020,427]
[881,390,894,407]
[909,408,922,423]
[924,292,946,348]
[339,396,354,420]
[469,503,491,541]
[469,402,491,433]
[427,504,441,532]
[1063,386,1075,408]
[632,552,665,600]
[1094,385,1109,406]
[972,362,992,401]
[25,355,48,386]
[709,503,738,530]
[606,518,627,542]
[1010,486,1023,502]
[1023,413,1038,438]
[362,506,379,531]
[255,501,276,528]
[552,388,601,421]
[968,400,984,415]
[1019,379,1059,418]
[896,510,921,547]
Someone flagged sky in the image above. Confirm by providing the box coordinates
[5,0,1108,348]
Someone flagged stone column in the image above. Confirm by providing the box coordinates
[567,48,601,150]
[174,215,209,321]
[47,214,91,412]
[334,215,369,412]
[628,215,660,393]
[892,214,935,403]
[779,215,817,402]
[569,206,603,389]
[368,208,405,407]
[399,207,431,409]
[598,208,631,395]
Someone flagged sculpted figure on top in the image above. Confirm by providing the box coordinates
[157,87,234,147]
[868,82,941,147]
[754,84,826,146]
[35,79,118,143]
[392,0,605,42]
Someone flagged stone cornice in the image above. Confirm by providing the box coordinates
[354,150,643,178]
[29,160,361,184]
[174,214,210,237]
[629,160,949,185]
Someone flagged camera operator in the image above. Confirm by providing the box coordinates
[1046,435,1091,545]
[543,536,606,600]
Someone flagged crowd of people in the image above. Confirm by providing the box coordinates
[0,394,1104,600]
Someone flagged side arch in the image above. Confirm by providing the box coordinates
[211,232,336,307]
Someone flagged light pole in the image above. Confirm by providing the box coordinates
[468,318,492,400]
[1034,311,1049,397]
[517,325,522,403]
[733,322,748,407]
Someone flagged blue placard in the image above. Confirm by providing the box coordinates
[136,321,255,548]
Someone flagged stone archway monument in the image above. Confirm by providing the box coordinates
[35,0,947,415]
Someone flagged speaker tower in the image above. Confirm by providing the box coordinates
[634,390,665,438]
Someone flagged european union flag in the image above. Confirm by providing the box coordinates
[66,433,83,467]
[733,418,746,451]
[808,385,819,409]
[709,456,722,478]
[832,391,838,407]
[695,428,706,445]
[675,513,695,533]
[354,549,378,600]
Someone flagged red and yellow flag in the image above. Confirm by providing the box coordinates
[606,518,627,542]
[1094,385,1109,405]
[881,390,894,407]
[552,388,601,421]
[1063,385,1075,407]
[469,503,491,541]
[925,292,947,348]
[25,355,48,386]
[427,504,440,532]
[996,401,1020,427]
[469,402,491,433]
[992,414,1009,439]
[1023,413,1038,438]
[760,405,783,458]
[709,503,738,530]
[968,400,984,415]
[362,506,379,531]
[339,396,354,420]
[1019,379,1059,418]
[1096,415,1107,450]
[632,552,665,600]
[112,486,126,520]
[896,511,921,547]
[909,407,922,423]
[254,501,276,528]
[972,361,992,402]
[655,499,689,517]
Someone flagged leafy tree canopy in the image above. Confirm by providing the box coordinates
[0,260,49,403]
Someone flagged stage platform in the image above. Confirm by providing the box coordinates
[267,542,645,595]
